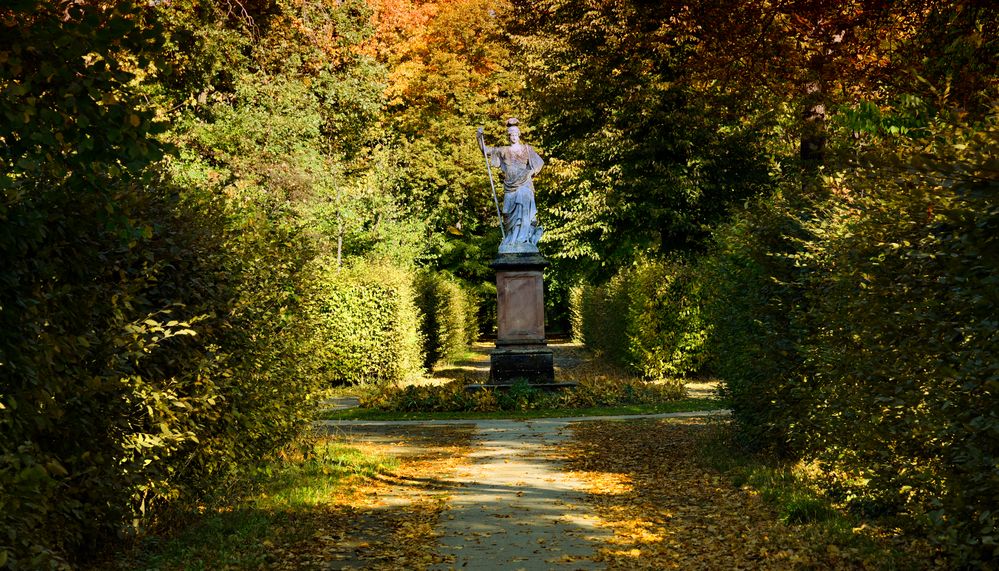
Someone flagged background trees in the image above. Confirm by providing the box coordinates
[507,0,776,278]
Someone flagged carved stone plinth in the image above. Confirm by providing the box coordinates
[489,253,554,385]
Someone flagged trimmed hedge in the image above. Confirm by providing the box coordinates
[0,4,329,564]
[570,259,708,379]
[0,180,321,569]
[304,261,424,386]
[360,376,685,413]
[795,122,998,565]
[697,194,810,454]
[568,116,998,565]
[415,271,479,369]
[701,117,999,565]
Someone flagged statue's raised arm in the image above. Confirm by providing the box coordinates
[476,127,491,156]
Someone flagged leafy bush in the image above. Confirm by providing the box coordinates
[626,259,710,379]
[792,117,999,565]
[569,277,630,362]
[415,271,479,369]
[696,193,811,454]
[701,113,998,564]
[303,261,424,387]
[0,3,339,565]
[0,174,322,569]
[570,259,709,379]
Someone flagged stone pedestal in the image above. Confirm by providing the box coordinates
[489,253,554,384]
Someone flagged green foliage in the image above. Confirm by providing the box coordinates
[415,271,479,369]
[304,260,423,387]
[696,192,811,454]
[0,1,395,567]
[369,0,521,288]
[702,112,999,564]
[1,0,164,191]
[794,117,999,565]
[4,0,993,567]
[0,170,322,569]
[571,259,709,379]
[2,2,172,566]
[360,376,685,414]
[624,260,709,380]
[507,0,776,276]
[569,275,632,367]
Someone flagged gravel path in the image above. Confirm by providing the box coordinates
[322,410,729,570]
[432,419,609,570]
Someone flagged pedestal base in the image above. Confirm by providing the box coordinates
[487,253,555,386]
[489,346,555,385]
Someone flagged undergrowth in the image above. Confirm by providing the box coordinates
[92,435,396,570]
[358,376,686,413]
[700,423,949,569]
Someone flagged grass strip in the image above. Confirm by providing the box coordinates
[93,441,397,570]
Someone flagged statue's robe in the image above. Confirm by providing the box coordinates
[491,144,544,249]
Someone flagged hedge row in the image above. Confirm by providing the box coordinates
[0,180,324,569]
[0,2,481,567]
[361,376,685,413]
[304,261,424,386]
[701,118,998,565]
[0,206,479,569]
[570,259,708,379]
[570,116,996,565]
[302,264,480,386]
[415,271,480,369]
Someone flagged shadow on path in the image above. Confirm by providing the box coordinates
[431,420,611,570]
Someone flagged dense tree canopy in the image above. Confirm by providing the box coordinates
[504,0,996,275]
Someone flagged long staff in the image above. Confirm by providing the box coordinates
[477,127,505,238]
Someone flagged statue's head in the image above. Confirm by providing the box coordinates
[506,117,521,144]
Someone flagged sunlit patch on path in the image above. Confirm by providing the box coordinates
[432,419,612,570]
[564,419,837,569]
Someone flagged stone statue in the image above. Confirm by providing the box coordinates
[477,118,545,254]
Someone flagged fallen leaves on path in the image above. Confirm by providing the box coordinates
[562,419,852,570]
[266,424,473,570]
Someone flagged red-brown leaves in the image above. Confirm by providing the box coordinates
[563,419,845,569]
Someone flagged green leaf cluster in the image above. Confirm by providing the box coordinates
[796,117,999,564]
[507,0,776,277]
[415,271,480,370]
[570,259,709,380]
[302,260,424,387]
[699,113,999,564]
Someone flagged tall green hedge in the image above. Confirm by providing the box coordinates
[415,271,479,369]
[570,259,708,379]
[0,6,326,563]
[795,120,998,564]
[570,275,630,361]
[304,261,424,386]
[701,116,999,564]
[0,178,322,568]
[697,194,811,454]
